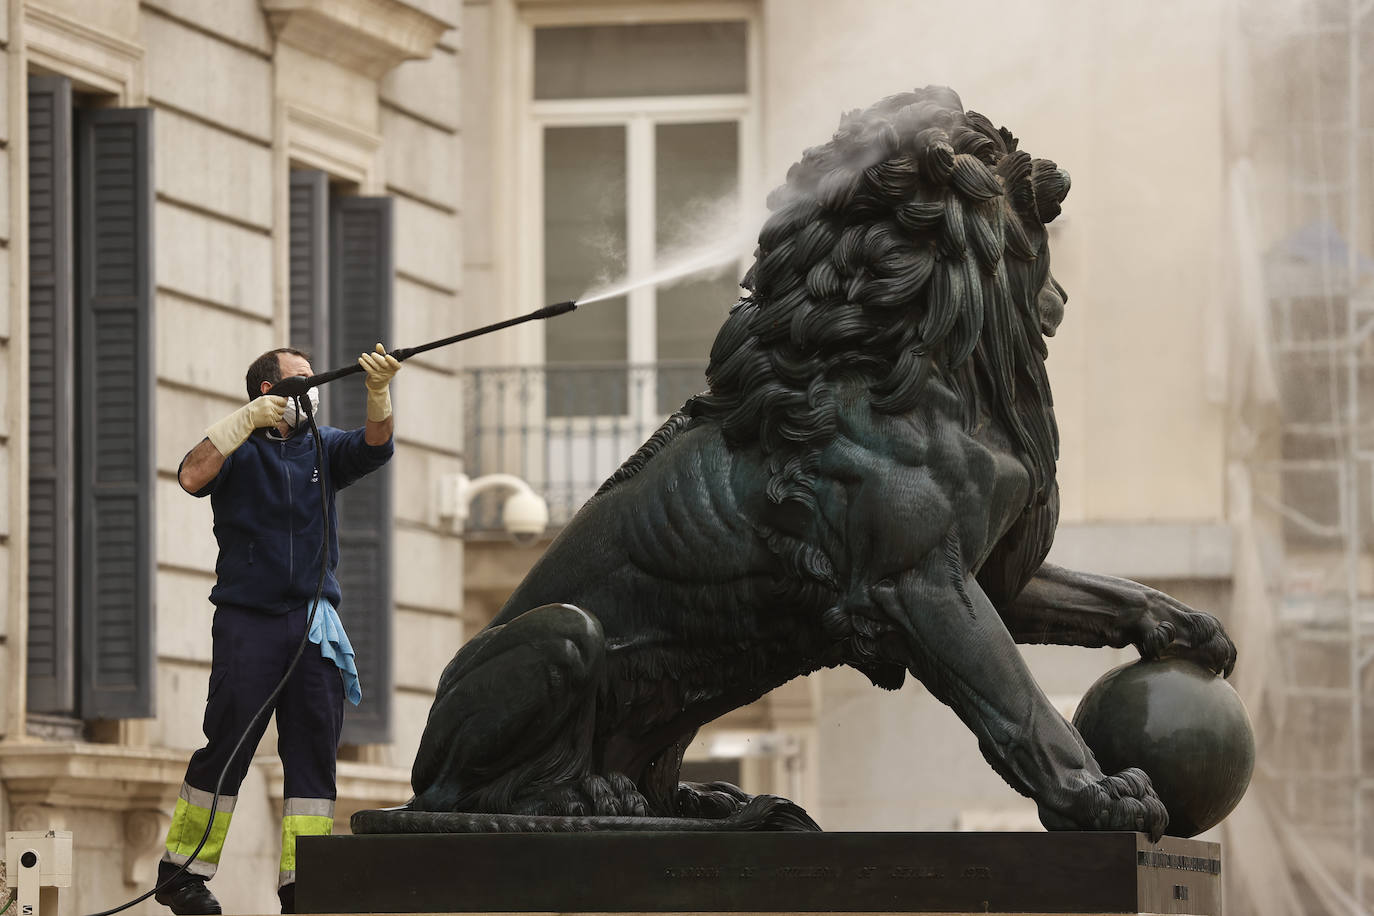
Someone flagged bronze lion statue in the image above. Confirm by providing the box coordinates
[357,86,1236,840]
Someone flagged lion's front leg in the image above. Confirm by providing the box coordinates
[1000,563,1237,676]
[869,562,1168,841]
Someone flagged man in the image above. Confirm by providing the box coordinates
[156,344,400,915]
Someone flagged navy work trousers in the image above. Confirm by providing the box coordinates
[188,603,344,798]
[158,602,344,886]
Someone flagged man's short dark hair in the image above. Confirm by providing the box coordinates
[246,347,310,400]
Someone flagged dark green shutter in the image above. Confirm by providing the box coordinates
[289,170,329,364]
[331,197,393,744]
[294,183,395,743]
[75,107,156,719]
[26,75,75,715]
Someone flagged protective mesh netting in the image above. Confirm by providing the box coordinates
[1226,0,1374,911]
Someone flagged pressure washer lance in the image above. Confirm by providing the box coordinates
[268,299,578,398]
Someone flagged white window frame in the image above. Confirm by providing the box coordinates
[274,103,384,340]
[514,4,761,428]
[535,102,750,426]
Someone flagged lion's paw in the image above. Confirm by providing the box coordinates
[1039,767,1168,842]
[1141,607,1236,677]
[676,780,752,819]
[512,773,649,817]
[675,783,821,831]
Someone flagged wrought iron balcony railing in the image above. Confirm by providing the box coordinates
[460,361,708,533]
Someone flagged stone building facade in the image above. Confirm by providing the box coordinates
[0,1,465,912]
[0,0,1355,913]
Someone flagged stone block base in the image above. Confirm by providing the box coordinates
[296,831,1220,914]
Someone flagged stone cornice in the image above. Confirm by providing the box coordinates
[23,1,146,103]
[0,741,185,810]
[0,742,412,817]
[285,101,384,190]
[260,0,451,79]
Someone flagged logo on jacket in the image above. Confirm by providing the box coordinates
[311,466,319,483]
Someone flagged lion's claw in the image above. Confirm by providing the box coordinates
[1140,607,1236,678]
[1141,620,1175,659]
[677,780,751,818]
[1040,767,1169,842]
[512,773,649,817]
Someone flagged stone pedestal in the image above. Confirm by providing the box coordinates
[295,831,1220,914]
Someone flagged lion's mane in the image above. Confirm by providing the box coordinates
[598,88,1069,649]
[690,86,1066,512]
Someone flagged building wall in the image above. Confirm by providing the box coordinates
[376,11,467,774]
[0,1,461,913]
[146,5,280,904]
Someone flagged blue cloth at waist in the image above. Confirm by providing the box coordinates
[307,598,361,706]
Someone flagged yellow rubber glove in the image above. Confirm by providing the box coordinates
[359,343,401,422]
[205,396,287,456]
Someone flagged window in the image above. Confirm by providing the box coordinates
[531,18,752,499]
[288,170,394,744]
[533,22,747,100]
[26,75,156,721]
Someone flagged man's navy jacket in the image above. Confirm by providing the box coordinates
[188,424,393,615]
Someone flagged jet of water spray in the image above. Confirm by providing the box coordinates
[577,235,749,306]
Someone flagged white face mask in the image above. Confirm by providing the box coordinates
[281,387,321,429]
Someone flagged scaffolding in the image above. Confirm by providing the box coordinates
[1250,0,1374,909]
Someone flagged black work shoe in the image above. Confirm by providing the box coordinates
[279,882,296,914]
[155,879,222,915]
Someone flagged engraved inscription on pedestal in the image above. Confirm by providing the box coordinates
[298,831,1222,915]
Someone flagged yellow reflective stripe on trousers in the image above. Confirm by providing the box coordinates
[163,795,234,875]
[279,813,334,876]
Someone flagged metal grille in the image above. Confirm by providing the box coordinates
[460,361,706,531]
